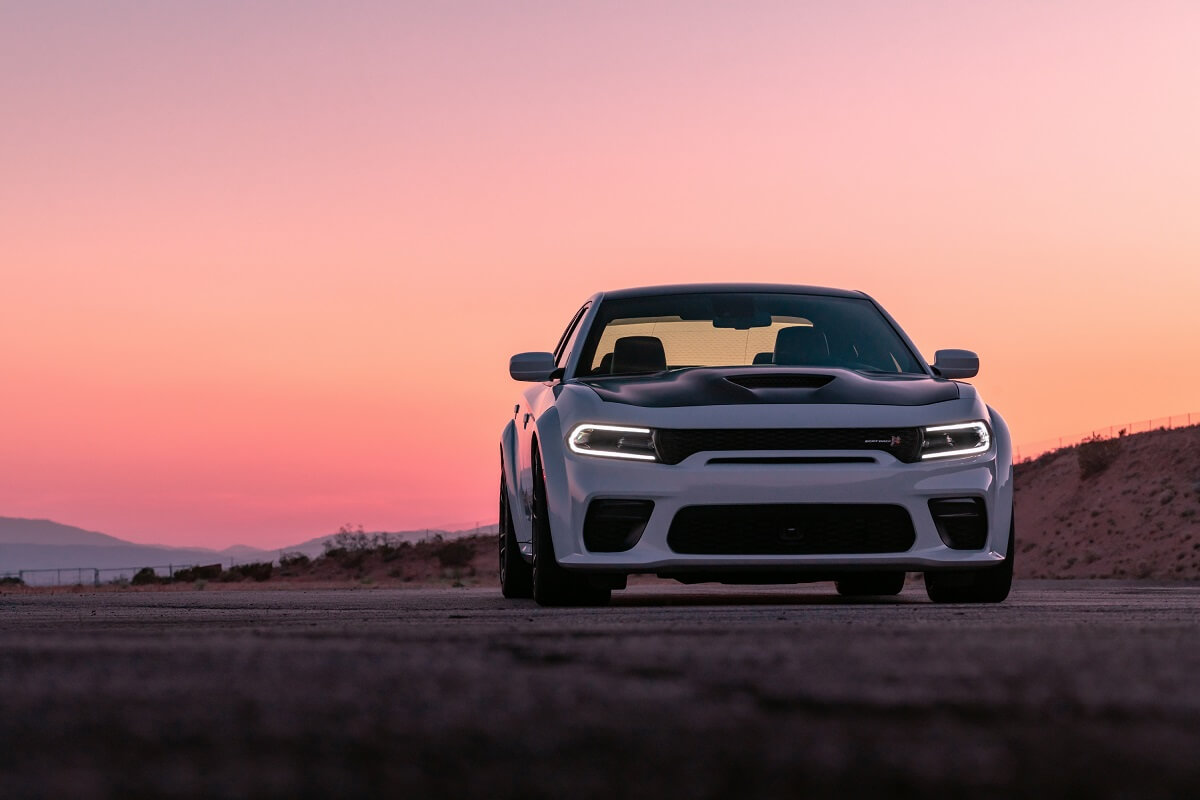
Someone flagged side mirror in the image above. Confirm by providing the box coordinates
[933,349,979,380]
[509,351,558,382]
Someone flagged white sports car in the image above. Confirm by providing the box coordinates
[499,284,1013,606]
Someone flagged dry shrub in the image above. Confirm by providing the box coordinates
[131,567,161,585]
[279,552,310,569]
[173,564,222,582]
[435,540,475,568]
[277,552,312,578]
[221,562,274,582]
[324,524,371,554]
[1078,433,1123,478]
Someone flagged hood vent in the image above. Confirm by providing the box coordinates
[727,374,835,390]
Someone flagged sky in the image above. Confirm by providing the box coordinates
[2,1,1199,548]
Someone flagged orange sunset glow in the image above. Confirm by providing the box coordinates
[3,2,1198,548]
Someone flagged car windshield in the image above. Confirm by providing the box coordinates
[575,292,925,377]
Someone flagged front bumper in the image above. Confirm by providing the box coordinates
[548,448,1012,572]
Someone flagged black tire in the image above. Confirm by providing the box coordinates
[924,515,1015,604]
[499,469,532,599]
[530,447,610,607]
[835,572,906,597]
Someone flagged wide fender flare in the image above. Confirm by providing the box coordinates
[500,418,519,502]
[988,405,1015,556]
[499,418,533,547]
[531,407,575,557]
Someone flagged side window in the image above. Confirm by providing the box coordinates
[554,304,590,369]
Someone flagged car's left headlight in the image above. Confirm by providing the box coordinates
[920,421,991,460]
[567,424,659,461]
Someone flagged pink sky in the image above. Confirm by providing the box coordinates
[2,2,1198,548]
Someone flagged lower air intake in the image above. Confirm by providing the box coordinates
[667,504,915,555]
[928,497,988,550]
[584,499,655,552]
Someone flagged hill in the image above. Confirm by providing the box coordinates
[0,517,129,547]
[1014,424,1200,579]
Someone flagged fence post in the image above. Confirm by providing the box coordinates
[93,568,100,587]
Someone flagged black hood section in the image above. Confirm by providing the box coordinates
[577,368,960,408]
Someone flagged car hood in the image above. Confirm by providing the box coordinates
[575,367,960,408]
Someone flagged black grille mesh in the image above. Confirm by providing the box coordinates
[667,504,916,555]
[654,428,921,465]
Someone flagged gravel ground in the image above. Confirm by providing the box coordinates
[2,581,1199,798]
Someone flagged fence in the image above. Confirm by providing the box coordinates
[0,527,504,588]
[1014,411,1199,463]
[1,564,201,588]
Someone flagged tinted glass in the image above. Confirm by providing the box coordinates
[576,293,923,376]
[553,304,589,368]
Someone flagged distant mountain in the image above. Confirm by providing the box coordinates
[0,516,258,581]
[0,517,130,547]
[219,544,278,560]
[1,544,237,576]
[0,516,498,584]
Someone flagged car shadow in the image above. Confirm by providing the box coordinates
[609,589,927,607]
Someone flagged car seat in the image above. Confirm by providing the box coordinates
[773,326,832,366]
[611,336,667,375]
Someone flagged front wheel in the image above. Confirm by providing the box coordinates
[531,447,610,607]
[924,515,1015,604]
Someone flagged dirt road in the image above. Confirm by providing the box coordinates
[2,582,1198,798]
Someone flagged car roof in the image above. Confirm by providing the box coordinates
[593,283,869,301]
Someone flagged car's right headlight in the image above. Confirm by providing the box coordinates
[920,421,991,460]
[567,424,659,461]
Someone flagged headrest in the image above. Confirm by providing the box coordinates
[611,336,666,375]
[752,351,774,365]
[773,326,831,366]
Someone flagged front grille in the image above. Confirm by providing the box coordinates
[667,504,916,555]
[653,428,922,465]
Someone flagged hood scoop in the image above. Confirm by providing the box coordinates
[726,374,835,390]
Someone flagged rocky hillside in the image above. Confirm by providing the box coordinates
[1015,424,1200,579]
